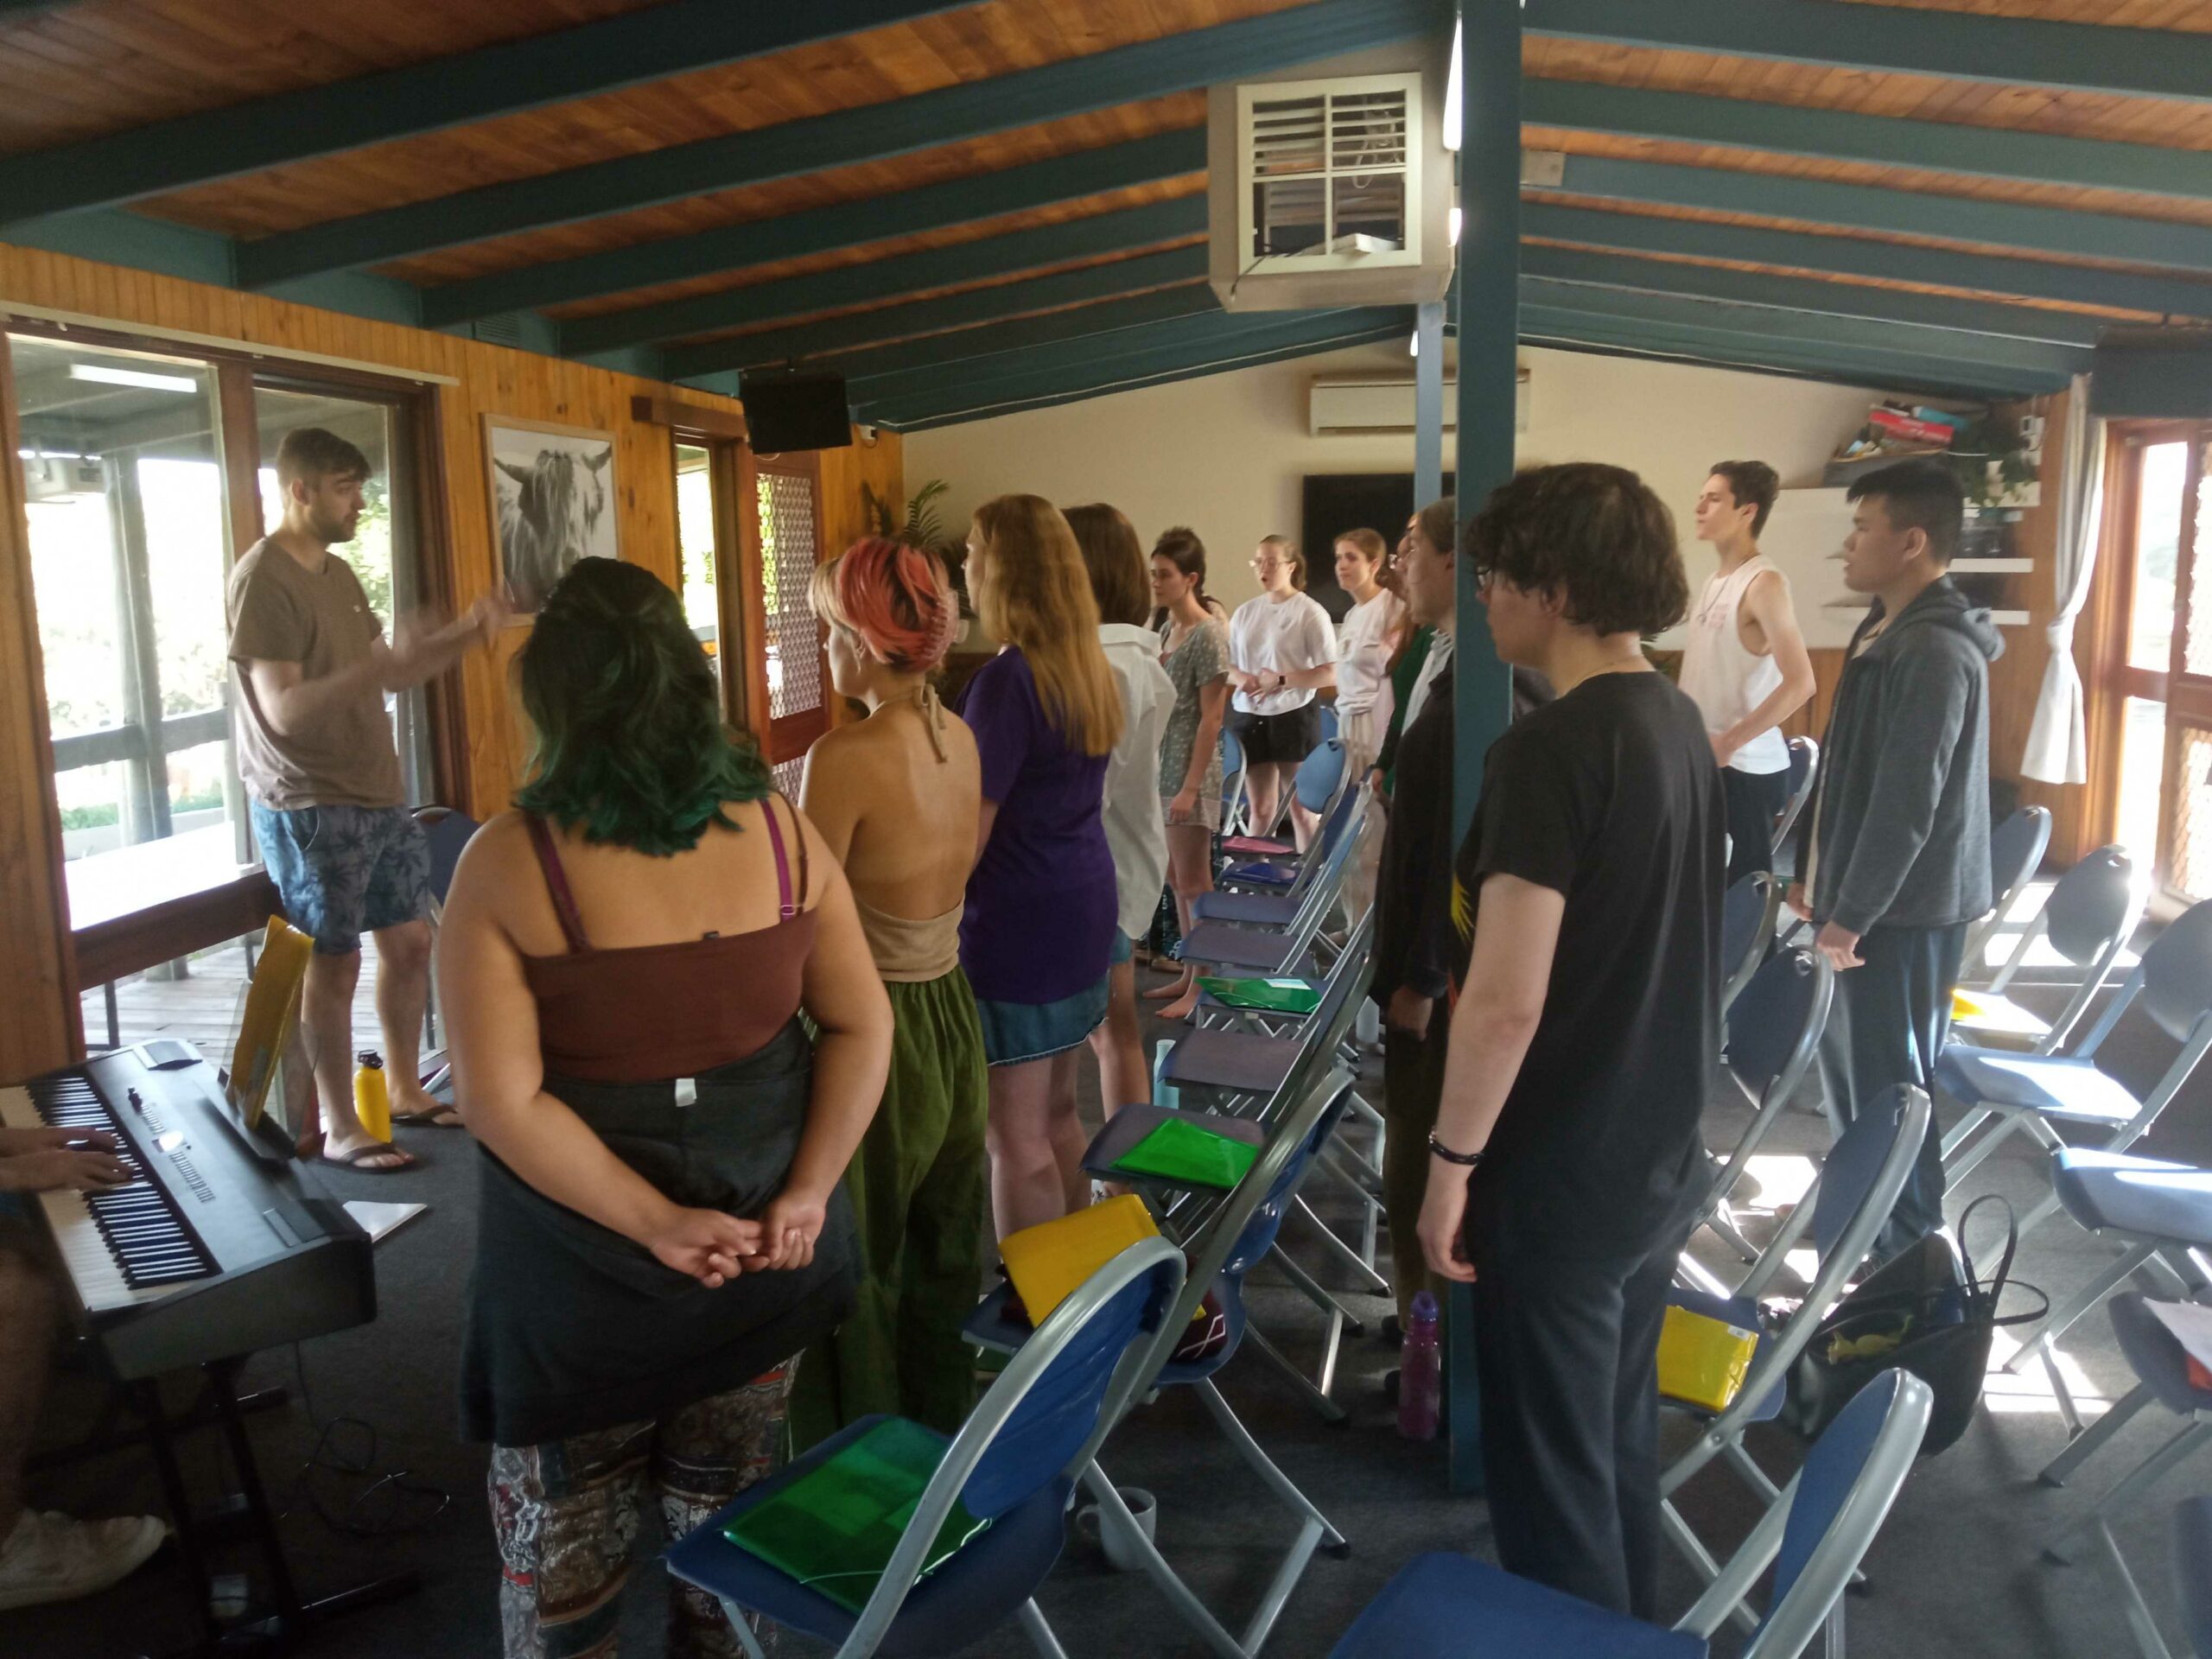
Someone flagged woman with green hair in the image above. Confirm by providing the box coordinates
[439,556,893,1659]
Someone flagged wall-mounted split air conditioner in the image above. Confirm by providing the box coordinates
[1309,368,1530,436]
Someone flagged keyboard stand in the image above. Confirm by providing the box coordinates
[133,1357,419,1657]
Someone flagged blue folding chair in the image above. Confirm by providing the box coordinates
[2177,1497,2212,1659]
[1719,870,1780,1015]
[2041,1294,2212,1659]
[2009,1148,2212,1439]
[1219,728,1251,838]
[972,1070,1361,1659]
[1330,1370,1933,1659]
[1946,844,2143,1053]
[1936,897,2212,1245]
[1317,701,1339,744]
[666,1236,1184,1659]
[1176,810,1377,980]
[1662,1087,1932,1624]
[1222,738,1348,857]
[1688,947,1834,1278]
[1197,783,1364,931]
[1957,804,2054,973]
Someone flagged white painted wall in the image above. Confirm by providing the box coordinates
[905,340,1898,621]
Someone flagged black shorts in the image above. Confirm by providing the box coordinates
[1228,702,1322,766]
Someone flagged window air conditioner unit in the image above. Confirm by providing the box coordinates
[1211,54,1452,311]
[1309,369,1530,436]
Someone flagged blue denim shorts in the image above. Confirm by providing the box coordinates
[251,801,429,956]
[975,976,1111,1068]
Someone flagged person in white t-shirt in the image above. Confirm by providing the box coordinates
[1332,528,1408,779]
[1681,460,1816,881]
[1226,537,1337,852]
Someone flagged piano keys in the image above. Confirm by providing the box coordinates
[0,1046,376,1381]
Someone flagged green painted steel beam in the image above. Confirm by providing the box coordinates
[234,0,1448,288]
[563,197,1206,357]
[0,2,970,228]
[1518,283,2088,385]
[1523,79,2212,206]
[810,286,1220,382]
[863,312,1408,430]
[1520,245,2104,347]
[849,304,1407,407]
[1523,0,2212,105]
[1519,305,2057,401]
[1541,155,2212,275]
[661,245,1211,380]
[422,129,1208,327]
[1522,201,2212,321]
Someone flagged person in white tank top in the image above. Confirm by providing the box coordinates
[1683,461,1817,881]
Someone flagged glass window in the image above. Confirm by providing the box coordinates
[676,442,720,683]
[10,335,245,930]
[2130,440,2185,675]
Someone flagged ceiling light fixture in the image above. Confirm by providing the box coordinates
[69,363,197,394]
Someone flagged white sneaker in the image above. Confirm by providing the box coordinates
[0,1508,168,1611]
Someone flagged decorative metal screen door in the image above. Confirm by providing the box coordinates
[748,458,830,794]
[2160,434,2212,900]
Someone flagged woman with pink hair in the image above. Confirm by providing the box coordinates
[789,537,989,1448]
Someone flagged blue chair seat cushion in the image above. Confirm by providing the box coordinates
[664,1414,1071,1656]
[1328,1552,1707,1659]
[1191,890,1302,926]
[1222,858,1300,888]
[1081,1103,1267,1185]
[1178,921,1303,972]
[2109,1294,2212,1418]
[1161,1029,1300,1095]
[1935,1046,2145,1125]
[1661,1289,1784,1423]
[2052,1149,2212,1248]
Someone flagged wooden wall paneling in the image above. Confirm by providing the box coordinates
[0,336,83,1082]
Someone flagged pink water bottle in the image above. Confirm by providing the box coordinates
[1398,1290,1441,1440]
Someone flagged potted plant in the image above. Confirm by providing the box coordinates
[862,479,974,621]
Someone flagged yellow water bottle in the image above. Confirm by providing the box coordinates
[353,1051,391,1141]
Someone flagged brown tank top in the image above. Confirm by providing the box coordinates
[519,798,817,1084]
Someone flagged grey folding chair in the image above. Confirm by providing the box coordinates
[1688,947,1834,1278]
[1329,1370,1932,1659]
[1943,843,2141,1057]
[1720,870,1781,1016]
[1958,804,2054,981]
[1662,1086,1933,1628]
[1175,808,1379,982]
[2177,1496,2212,1659]
[2040,1294,2212,1659]
[1771,735,1820,852]
[1936,897,2212,1246]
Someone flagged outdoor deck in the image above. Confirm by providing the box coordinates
[82,936,386,1063]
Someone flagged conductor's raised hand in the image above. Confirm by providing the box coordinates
[648,1205,762,1287]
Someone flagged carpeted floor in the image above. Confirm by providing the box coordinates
[6,944,2209,1658]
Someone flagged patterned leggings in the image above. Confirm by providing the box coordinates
[487,1361,798,1659]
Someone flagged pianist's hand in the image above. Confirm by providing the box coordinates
[0,1124,116,1160]
[648,1205,764,1288]
[0,1141,130,1194]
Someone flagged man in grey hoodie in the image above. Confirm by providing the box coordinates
[1789,459,2001,1257]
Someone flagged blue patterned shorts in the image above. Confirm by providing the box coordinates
[251,802,429,956]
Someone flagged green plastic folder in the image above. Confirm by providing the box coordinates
[1109,1115,1261,1189]
[721,1417,989,1614]
[1196,976,1322,1015]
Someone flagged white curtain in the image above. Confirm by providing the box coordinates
[2022,375,2106,785]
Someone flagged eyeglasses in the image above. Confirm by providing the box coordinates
[1249,557,1285,571]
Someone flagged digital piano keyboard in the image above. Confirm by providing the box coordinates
[0,1046,375,1380]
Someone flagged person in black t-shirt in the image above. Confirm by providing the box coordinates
[1416,463,1725,1620]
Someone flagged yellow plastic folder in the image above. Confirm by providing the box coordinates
[1656,1304,1759,1413]
[998,1194,1160,1326]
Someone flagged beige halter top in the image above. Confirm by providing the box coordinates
[853,684,964,982]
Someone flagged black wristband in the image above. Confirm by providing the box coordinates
[1427,1133,1484,1168]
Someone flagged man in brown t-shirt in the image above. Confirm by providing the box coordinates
[229,427,505,1171]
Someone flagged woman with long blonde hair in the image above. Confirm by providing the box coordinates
[959,494,1122,1236]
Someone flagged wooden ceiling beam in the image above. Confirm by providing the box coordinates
[422,128,1208,327]
[1523,0,2212,106]
[858,307,1411,429]
[661,245,1212,381]
[805,285,1221,382]
[1521,201,2212,321]
[562,196,1206,357]
[1524,79,2212,206]
[1520,245,2104,347]
[1541,155,2212,276]
[0,1,972,228]
[234,0,1449,290]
